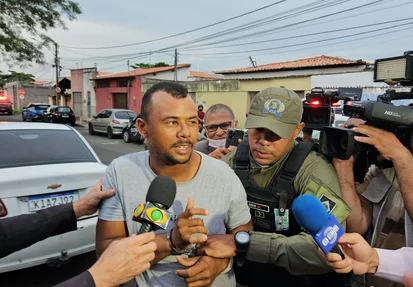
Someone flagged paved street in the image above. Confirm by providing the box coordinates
[0,114,145,286]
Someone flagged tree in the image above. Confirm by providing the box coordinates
[0,71,36,88]
[130,62,169,69]
[0,0,82,66]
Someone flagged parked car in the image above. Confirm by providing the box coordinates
[0,94,12,115]
[22,103,50,122]
[0,122,107,273]
[89,109,137,139]
[122,115,145,143]
[43,105,76,126]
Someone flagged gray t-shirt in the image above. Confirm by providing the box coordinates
[99,151,251,287]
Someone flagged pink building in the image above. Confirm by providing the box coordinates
[92,64,191,115]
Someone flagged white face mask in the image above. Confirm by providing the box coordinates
[208,138,226,149]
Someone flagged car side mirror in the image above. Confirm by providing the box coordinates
[92,115,97,119]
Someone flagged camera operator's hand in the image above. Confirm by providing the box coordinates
[342,118,365,129]
[353,125,410,161]
[172,198,209,250]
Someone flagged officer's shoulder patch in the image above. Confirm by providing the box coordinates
[319,194,337,214]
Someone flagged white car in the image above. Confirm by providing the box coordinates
[0,123,107,273]
[89,109,137,139]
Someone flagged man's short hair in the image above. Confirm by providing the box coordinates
[141,82,189,122]
[204,104,235,123]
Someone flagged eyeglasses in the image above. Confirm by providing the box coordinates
[204,121,233,132]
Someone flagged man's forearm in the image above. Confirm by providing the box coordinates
[0,204,76,259]
[151,233,172,265]
[246,232,332,275]
[392,150,413,221]
[334,164,369,233]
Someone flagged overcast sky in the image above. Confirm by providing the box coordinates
[4,0,413,81]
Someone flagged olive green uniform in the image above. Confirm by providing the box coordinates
[221,87,351,279]
[223,143,350,274]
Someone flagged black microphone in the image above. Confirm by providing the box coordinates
[134,175,177,234]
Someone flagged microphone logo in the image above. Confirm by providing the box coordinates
[133,202,174,231]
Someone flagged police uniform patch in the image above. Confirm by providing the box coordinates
[319,194,337,214]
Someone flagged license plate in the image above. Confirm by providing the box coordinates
[28,191,79,212]
[62,115,69,118]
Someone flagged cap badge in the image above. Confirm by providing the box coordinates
[263,99,285,117]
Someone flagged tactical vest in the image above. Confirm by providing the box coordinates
[233,139,352,287]
[234,139,313,235]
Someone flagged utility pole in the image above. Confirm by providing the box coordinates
[54,42,60,105]
[127,60,130,109]
[174,48,178,82]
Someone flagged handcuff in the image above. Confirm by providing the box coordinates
[167,228,198,257]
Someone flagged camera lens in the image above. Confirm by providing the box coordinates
[332,134,348,155]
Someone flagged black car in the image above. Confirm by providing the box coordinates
[43,106,76,126]
[122,115,145,143]
[0,94,12,115]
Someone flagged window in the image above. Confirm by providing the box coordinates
[97,81,110,88]
[117,80,130,87]
[104,111,112,118]
[97,111,106,118]
[0,130,97,169]
[57,107,72,113]
[115,111,137,119]
[35,105,49,110]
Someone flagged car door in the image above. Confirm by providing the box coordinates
[44,107,53,122]
[93,111,106,132]
[101,110,113,132]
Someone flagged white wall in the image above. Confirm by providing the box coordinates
[82,68,98,121]
[220,65,367,80]
[311,71,388,88]
[144,67,191,81]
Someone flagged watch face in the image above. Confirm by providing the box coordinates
[236,232,249,244]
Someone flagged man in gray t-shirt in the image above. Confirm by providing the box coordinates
[96,82,252,287]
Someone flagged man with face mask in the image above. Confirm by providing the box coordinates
[194,104,238,159]
[197,87,351,287]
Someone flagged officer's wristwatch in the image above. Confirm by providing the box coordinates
[234,230,250,267]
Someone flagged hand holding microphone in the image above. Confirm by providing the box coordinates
[321,233,379,275]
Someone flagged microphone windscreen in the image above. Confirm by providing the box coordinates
[146,175,177,209]
[292,194,329,233]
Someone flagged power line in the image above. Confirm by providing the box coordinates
[181,21,413,56]
[60,0,287,50]
[182,17,413,51]
[57,0,355,62]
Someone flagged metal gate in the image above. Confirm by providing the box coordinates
[73,92,82,118]
[87,92,91,118]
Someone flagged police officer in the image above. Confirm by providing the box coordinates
[198,87,351,286]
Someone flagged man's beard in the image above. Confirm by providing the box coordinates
[152,139,194,166]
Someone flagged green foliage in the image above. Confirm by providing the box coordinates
[130,62,169,69]
[13,109,22,115]
[0,0,82,66]
[0,70,35,88]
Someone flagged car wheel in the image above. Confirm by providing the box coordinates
[7,110,12,115]
[22,115,26,122]
[123,130,131,143]
[107,127,114,139]
[88,123,96,135]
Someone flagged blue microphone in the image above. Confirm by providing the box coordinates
[292,194,345,257]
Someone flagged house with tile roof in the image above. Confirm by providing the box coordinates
[140,55,370,129]
[89,64,193,118]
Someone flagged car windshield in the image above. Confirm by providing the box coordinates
[35,105,49,110]
[0,129,97,169]
[57,107,72,113]
[115,111,137,119]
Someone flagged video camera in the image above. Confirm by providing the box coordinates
[319,51,413,180]
[301,87,340,130]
